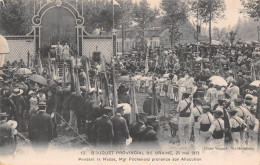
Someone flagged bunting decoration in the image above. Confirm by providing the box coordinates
[257,85,260,147]
[111,56,118,116]
[251,63,256,82]
[151,79,158,116]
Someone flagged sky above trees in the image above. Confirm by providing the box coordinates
[144,0,246,29]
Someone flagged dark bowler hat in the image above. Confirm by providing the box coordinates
[214,109,223,117]
[38,102,47,110]
[138,112,148,116]
[234,98,243,103]
[229,108,238,114]
[0,112,9,117]
[103,106,114,112]
[201,105,211,111]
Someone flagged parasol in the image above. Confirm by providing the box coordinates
[0,35,10,67]
[249,80,260,87]
[211,40,221,46]
[209,76,228,86]
[29,74,48,86]
[118,75,137,82]
[163,73,170,78]
[118,103,131,114]
[195,57,202,62]
[14,68,32,75]
[220,59,228,64]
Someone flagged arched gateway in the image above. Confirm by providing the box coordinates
[4,0,113,64]
[29,0,85,56]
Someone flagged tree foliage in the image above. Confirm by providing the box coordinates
[132,0,158,31]
[240,0,260,21]
[190,0,226,43]
[161,0,188,46]
[0,0,33,35]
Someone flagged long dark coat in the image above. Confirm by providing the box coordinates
[110,113,129,146]
[28,111,53,150]
[93,115,114,148]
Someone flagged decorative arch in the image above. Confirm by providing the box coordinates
[31,0,85,56]
[32,0,84,26]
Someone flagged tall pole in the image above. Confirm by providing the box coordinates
[196,0,199,56]
[81,0,84,16]
[112,0,118,115]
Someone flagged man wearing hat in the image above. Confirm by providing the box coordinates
[191,98,203,146]
[1,89,16,120]
[209,110,225,147]
[246,107,259,148]
[176,91,192,148]
[0,112,16,156]
[143,92,161,116]
[229,108,247,147]
[92,106,114,148]
[205,83,217,108]
[177,73,186,101]
[110,105,129,148]
[234,97,249,146]
[226,81,240,103]
[129,112,147,145]
[198,103,214,147]
[28,102,53,152]
[11,88,25,131]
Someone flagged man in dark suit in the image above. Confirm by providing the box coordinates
[92,106,114,149]
[110,105,129,148]
[143,93,161,116]
[28,102,53,153]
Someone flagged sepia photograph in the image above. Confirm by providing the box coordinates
[0,0,259,164]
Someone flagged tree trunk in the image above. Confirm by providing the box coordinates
[170,26,173,47]
[209,12,212,44]
[122,25,124,56]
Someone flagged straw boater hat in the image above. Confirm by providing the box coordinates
[7,120,18,129]
[12,88,23,96]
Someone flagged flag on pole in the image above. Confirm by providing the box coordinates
[151,80,158,116]
[145,50,149,74]
[256,85,260,147]
[130,80,138,124]
[251,64,256,82]
[232,65,238,82]
[113,0,120,6]
[111,56,118,116]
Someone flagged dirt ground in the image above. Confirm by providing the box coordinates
[15,92,180,154]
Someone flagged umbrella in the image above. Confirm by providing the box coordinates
[29,74,47,86]
[118,75,136,82]
[14,68,32,75]
[209,76,228,86]
[250,80,260,87]
[163,73,170,78]
[213,55,226,59]
[220,59,228,64]
[195,57,202,62]
[134,75,142,80]
[0,70,4,75]
[211,40,221,46]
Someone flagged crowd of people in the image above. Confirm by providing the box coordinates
[0,41,260,156]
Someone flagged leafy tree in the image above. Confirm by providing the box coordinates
[82,0,122,34]
[133,0,158,32]
[190,0,226,43]
[227,30,237,45]
[0,0,33,35]
[161,0,188,46]
[241,0,260,21]
[116,0,134,55]
[132,0,158,52]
